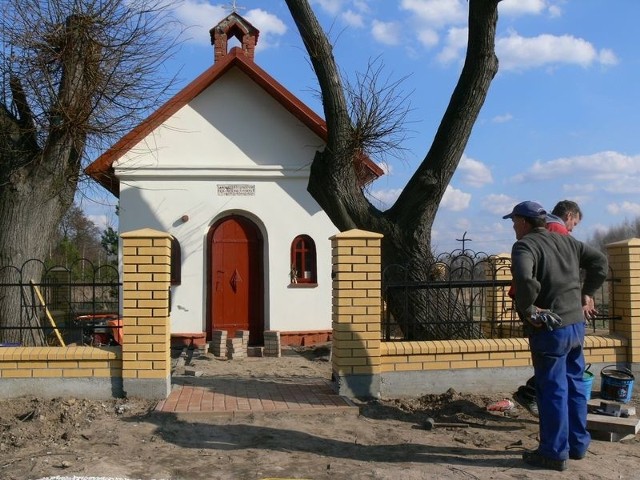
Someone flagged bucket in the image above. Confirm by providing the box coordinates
[583,364,594,400]
[600,365,635,403]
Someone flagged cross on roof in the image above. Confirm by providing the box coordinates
[226,0,245,13]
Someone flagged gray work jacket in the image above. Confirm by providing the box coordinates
[511,228,608,327]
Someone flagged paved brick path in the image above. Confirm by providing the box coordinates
[155,376,357,416]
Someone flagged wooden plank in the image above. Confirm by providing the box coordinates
[30,280,66,347]
[587,413,640,435]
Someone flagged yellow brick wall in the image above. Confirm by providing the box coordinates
[121,229,171,380]
[0,228,172,400]
[379,336,627,373]
[483,254,514,337]
[331,230,638,398]
[607,238,640,363]
[0,346,121,379]
[331,230,383,376]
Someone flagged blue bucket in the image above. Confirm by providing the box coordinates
[583,364,594,400]
[600,365,635,404]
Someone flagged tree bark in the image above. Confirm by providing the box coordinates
[285,0,501,338]
[0,0,178,344]
[0,14,91,344]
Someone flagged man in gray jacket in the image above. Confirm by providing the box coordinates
[504,201,608,471]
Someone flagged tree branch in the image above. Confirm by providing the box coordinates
[389,0,500,228]
[9,76,37,139]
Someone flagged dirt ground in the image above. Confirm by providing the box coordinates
[1,344,639,480]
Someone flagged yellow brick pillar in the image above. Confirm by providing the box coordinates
[120,229,172,399]
[330,229,382,398]
[606,238,640,369]
[483,253,514,338]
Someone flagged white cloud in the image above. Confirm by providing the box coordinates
[353,1,370,14]
[342,10,365,28]
[441,185,471,211]
[607,202,640,217]
[497,32,618,71]
[458,155,493,188]
[492,113,513,124]
[417,28,439,48]
[371,20,401,46]
[482,193,517,216]
[173,3,286,49]
[376,161,393,176]
[599,48,619,66]
[367,188,403,210]
[311,0,343,15]
[591,223,610,235]
[244,9,288,49]
[499,0,547,17]
[548,5,562,18]
[401,0,467,28]
[436,27,468,65]
[173,0,226,43]
[563,183,597,193]
[602,177,640,195]
[513,151,640,183]
[514,151,640,182]
[499,0,565,18]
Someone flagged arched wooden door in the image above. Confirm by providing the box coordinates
[208,215,264,346]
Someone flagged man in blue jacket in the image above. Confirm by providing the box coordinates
[504,201,608,471]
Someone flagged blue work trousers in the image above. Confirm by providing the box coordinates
[529,322,590,461]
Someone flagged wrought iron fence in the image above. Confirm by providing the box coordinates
[381,249,618,341]
[0,259,120,347]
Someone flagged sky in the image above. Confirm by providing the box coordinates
[83,0,640,255]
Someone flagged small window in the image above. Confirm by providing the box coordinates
[171,236,181,285]
[290,235,317,284]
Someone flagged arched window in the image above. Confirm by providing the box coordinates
[290,235,317,284]
[171,236,181,285]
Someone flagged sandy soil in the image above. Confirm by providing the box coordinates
[1,344,639,480]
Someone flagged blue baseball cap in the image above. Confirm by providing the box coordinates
[503,201,547,219]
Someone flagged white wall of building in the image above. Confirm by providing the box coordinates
[116,67,337,337]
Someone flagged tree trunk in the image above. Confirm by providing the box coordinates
[286,0,501,339]
[0,164,76,344]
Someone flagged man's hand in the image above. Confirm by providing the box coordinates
[582,295,597,321]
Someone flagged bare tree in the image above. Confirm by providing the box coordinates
[284,0,501,338]
[0,0,181,344]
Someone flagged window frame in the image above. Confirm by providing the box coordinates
[290,234,317,285]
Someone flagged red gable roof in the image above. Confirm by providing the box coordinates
[85,47,383,197]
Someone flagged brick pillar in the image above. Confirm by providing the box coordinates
[330,229,383,398]
[606,238,640,370]
[484,253,518,338]
[120,229,172,399]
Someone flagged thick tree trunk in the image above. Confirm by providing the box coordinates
[0,168,75,345]
[0,14,88,344]
[286,0,501,339]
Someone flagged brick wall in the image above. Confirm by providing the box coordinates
[120,229,172,398]
[331,229,636,399]
[607,238,640,364]
[330,229,383,397]
[0,228,171,400]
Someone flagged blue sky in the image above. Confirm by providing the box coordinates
[84,0,640,254]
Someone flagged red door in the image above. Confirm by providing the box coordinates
[208,215,263,345]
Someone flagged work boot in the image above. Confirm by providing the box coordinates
[522,450,567,471]
[513,385,539,417]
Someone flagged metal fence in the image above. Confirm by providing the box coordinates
[0,259,120,347]
[381,249,619,341]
